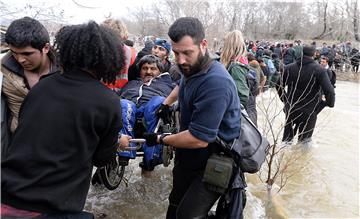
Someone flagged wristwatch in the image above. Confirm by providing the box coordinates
[159,133,171,145]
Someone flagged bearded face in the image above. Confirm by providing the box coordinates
[171,36,209,78]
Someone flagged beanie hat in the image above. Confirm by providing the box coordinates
[303,46,315,57]
[154,38,172,54]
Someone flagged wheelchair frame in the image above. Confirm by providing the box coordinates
[95,112,178,190]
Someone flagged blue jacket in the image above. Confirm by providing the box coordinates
[176,61,241,170]
[120,73,175,106]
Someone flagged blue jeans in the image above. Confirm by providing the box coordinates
[119,96,165,170]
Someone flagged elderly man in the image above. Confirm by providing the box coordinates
[119,54,175,171]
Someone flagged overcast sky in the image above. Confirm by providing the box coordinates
[2,0,151,24]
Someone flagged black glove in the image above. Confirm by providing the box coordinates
[143,133,158,146]
[156,104,172,124]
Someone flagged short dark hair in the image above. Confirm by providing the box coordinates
[54,21,125,84]
[168,17,205,45]
[5,17,50,51]
[303,45,315,57]
[137,54,164,73]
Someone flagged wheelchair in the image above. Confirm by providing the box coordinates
[93,108,179,190]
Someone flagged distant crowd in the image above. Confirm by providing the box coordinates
[1,16,339,219]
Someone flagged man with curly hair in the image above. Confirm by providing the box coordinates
[1,21,130,218]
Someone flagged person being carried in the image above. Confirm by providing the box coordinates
[1,21,130,218]
[119,54,176,172]
[129,38,181,84]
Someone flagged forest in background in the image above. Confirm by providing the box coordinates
[1,0,359,48]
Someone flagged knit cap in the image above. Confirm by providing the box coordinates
[154,38,172,54]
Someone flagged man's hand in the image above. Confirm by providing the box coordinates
[156,104,172,124]
[143,133,158,146]
[118,134,132,151]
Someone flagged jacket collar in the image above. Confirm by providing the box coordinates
[296,56,315,65]
[1,50,59,78]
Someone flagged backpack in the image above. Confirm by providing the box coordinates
[262,56,272,75]
[227,62,259,96]
[245,67,259,97]
[216,108,270,173]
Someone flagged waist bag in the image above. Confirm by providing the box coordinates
[202,154,234,194]
[216,109,270,173]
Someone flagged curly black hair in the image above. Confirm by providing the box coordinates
[54,21,125,84]
[5,17,50,51]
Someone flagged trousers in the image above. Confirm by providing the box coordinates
[166,163,221,219]
[119,96,165,169]
[282,109,318,142]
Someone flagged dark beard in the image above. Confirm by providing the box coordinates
[178,51,211,78]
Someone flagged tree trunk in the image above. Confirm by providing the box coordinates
[313,0,328,39]
[354,0,360,41]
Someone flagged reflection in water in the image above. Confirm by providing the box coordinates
[85,81,359,218]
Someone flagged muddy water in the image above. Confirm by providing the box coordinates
[85,81,359,218]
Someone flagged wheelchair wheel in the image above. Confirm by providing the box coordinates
[99,156,125,190]
[162,145,173,167]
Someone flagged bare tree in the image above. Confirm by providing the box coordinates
[353,0,360,41]
[313,0,329,39]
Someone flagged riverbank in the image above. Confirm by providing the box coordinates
[336,71,359,83]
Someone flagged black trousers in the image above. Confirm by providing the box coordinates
[166,163,221,219]
[282,110,318,142]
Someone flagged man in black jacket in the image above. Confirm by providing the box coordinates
[1,21,130,218]
[276,46,335,144]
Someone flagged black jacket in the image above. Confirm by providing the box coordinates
[276,56,335,115]
[1,70,122,213]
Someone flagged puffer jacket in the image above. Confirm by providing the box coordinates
[1,51,59,133]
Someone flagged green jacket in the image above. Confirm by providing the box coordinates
[228,61,249,107]
[293,45,303,59]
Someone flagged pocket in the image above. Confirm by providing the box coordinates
[202,154,234,194]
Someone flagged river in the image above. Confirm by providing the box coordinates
[85,80,359,219]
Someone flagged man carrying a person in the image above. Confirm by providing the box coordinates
[143,17,244,219]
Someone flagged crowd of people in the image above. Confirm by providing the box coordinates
[244,39,360,74]
[1,15,339,219]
